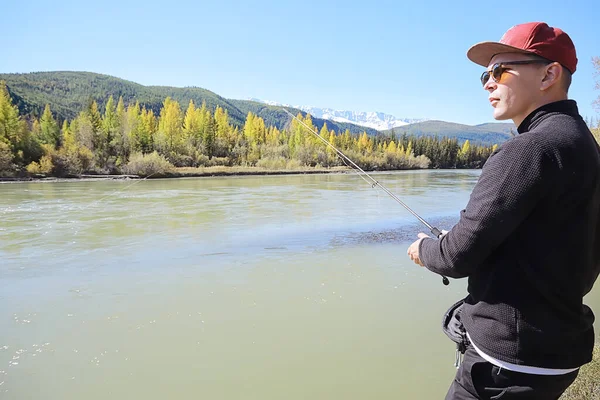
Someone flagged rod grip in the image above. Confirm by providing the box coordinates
[431,227,443,238]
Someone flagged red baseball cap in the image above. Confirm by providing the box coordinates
[467,22,577,74]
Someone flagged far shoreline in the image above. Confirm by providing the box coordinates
[0,166,480,184]
[0,166,354,183]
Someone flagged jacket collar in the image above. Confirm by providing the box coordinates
[517,100,579,134]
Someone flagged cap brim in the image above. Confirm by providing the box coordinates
[467,42,534,67]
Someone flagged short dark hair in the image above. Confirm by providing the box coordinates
[561,69,572,93]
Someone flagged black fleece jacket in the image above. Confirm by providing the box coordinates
[420,100,600,368]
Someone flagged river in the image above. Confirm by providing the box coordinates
[1,170,599,399]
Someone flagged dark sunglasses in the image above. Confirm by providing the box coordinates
[480,60,550,86]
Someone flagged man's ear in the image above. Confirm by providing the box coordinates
[540,63,562,91]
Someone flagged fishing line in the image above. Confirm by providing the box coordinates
[283,108,450,286]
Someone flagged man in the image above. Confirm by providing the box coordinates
[407,22,600,399]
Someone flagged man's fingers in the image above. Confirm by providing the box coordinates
[407,238,426,267]
[417,232,430,239]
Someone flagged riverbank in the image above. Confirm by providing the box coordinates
[0,165,360,182]
[168,165,352,178]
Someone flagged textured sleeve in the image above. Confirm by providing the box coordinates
[419,136,555,278]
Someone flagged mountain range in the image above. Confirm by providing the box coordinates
[383,120,515,145]
[0,71,514,146]
[0,71,381,136]
[248,98,426,131]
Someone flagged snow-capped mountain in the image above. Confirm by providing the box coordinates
[247,98,426,131]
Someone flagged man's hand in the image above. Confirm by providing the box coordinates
[407,232,431,266]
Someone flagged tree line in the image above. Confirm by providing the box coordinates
[1,80,501,177]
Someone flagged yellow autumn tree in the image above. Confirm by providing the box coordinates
[183,100,199,141]
[0,81,22,149]
[397,144,406,158]
[386,140,397,153]
[39,104,60,148]
[0,81,37,170]
[60,119,93,174]
[243,112,266,163]
[405,140,414,157]
[138,107,156,153]
[243,112,256,143]
[458,139,471,167]
[327,129,337,159]
[358,132,372,154]
[267,126,281,146]
[318,122,329,150]
[213,106,233,156]
[288,113,305,156]
[252,113,266,145]
[214,106,231,143]
[114,96,129,163]
[157,97,183,154]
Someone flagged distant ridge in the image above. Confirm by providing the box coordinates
[1,71,513,146]
[383,120,515,145]
[0,71,380,136]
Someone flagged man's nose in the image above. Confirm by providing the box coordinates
[484,76,496,91]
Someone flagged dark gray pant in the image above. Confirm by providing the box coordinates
[445,346,579,399]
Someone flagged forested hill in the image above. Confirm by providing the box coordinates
[1,71,516,146]
[0,71,379,136]
[383,120,515,146]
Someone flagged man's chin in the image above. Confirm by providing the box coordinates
[492,110,511,121]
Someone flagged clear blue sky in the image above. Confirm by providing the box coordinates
[2,0,599,125]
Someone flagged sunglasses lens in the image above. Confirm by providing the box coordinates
[480,71,490,86]
[481,64,506,86]
[492,64,504,82]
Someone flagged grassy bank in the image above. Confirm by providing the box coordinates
[561,344,600,399]
[166,165,352,178]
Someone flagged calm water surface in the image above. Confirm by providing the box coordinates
[1,170,598,399]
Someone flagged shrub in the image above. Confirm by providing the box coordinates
[261,144,289,159]
[26,161,42,174]
[285,159,302,170]
[414,154,431,169]
[210,157,230,167]
[230,143,248,165]
[123,152,175,177]
[195,154,231,167]
[315,150,329,167]
[256,156,288,170]
[294,146,313,166]
[39,155,54,174]
[165,151,194,167]
[28,144,94,177]
[77,146,94,172]
[195,153,210,167]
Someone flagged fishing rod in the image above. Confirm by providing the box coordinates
[283,108,450,286]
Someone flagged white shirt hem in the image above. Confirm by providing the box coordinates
[466,332,579,376]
